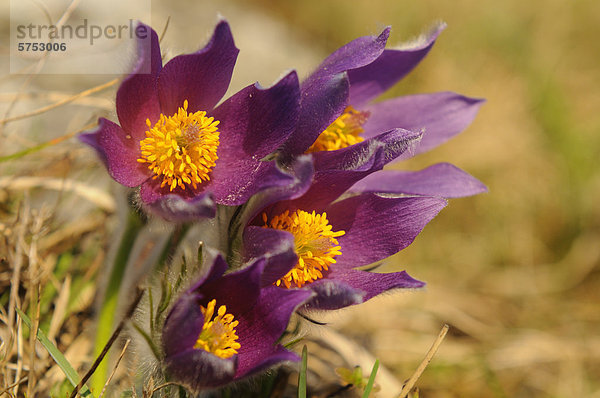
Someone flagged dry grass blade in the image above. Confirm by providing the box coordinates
[98,339,130,398]
[39,213,108,253]
[0,122,97,163]
[398,324,449,398]
[0,92,113,110]
[159,16,171,43]
[48,275,71,342]
[5,200,29,395]
[0,376,28,396]
[0,79,117,124]
[148,382,179,396]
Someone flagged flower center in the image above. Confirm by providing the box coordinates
[137,100,220,191]
[263,210,345,288]
[306,105,370,153]
[194,299,240,359]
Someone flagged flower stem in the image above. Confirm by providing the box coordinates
[91,208,144,394]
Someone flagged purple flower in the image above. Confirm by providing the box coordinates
[279,23,486,200]
[161,255,312,391]
[80,21,301,220]
[242,175,447,310]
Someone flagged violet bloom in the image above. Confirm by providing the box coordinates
[80,21,301,220]
[162,255,312,391]
[280,23,486,200]
[242,167,447,310]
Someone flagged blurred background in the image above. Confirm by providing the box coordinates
[1,0,599,396]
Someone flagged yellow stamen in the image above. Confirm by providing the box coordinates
[306,105,370,153]
[194,299,240,359]
[263,210,345,288]
[137,100,220,191]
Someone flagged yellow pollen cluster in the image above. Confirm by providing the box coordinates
[194,299,240,359]
[306,105,370,153]
[137,100,220,191]
[263,210,345,288]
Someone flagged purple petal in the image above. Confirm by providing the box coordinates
[311,128,421,172]
[200,258,264,316]
[164,348,237,390]
[189,254,229,291]
[350,163,488,198]
[282,28,391,156]
[116,23,162,141]
[243,226,298,286]
[212,71,300,157]
[326,194,447,268]
[306,268,425,310]
[162,291,205,358]
[138,177,201,204]
[362,92,484,158]
[285,129,422,211]
[158,20,238,115]
[234,286,313,378]
[235,346,299,379]
[206,160,298,206]
[241,155,314,226]
[308,27,391,84]
[142,191,216,221]
[80,118,149,187]
[348,23,445,106]
[196,72,301,206]
[302,279,365,311]
[281,73,350,156]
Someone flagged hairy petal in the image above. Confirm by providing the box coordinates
[241,155,314,226]
[282,129,422,211]
[350,163,488,198]
[348,23,446,106]
[305,268,424,310]
[142,191,216,221]
[243,227,298,287]
[302,279,366,311]
[283,27,391,156]
[308,27,391,84]
[164,347,237,390]
[362,92,484,157]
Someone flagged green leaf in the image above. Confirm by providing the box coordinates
[156,278,172,320]
[298,345,308,398]
[174,256,188,292]
[362,359,379,398]
[16,307,94,398]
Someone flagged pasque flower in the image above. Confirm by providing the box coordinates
[279,23,486,199]
[161,255,312,391]
[244,193,445,310]
[80,20,301,220]
[242,149,447,310]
